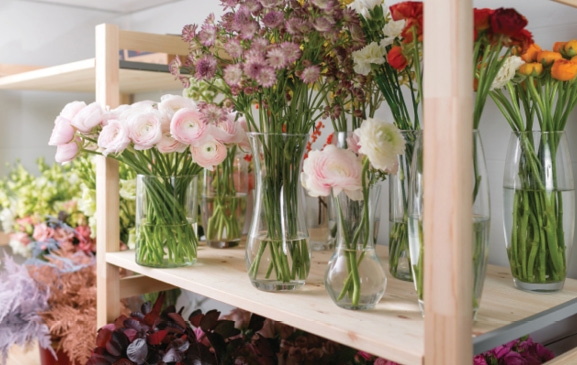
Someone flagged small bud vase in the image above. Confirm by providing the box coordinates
[135,174,198,268]
[324,185,386,310]
[201,150,249,249]
[245,133,311,291]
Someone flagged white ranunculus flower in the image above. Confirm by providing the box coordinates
[490,56,525,91]
[119,179,137,201]
[348,0,384,18]
[383,18,406,39]
[355,118,405,172]
[352,42,387,76]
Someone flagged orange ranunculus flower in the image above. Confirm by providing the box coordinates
[553,42,567,53]
[571,55,577,63]
[537,51,563,66]
[521,43,542,63]
[474,8,494,32]
[563,40,577,58]
[552,59,577,81]
[519,62,543,77]
[388,46,408,70]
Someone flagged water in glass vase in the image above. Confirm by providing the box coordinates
[503,187,575,292]
[408,215,490,317]
[201,193,248,248]
[388,218,412,281]
[246,234,310,291]
[136,222,198,268]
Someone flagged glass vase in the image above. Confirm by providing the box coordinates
[408,130,490,318]
[388,130,419,282]
[503,131,574,293]
[201,150,248,248]
[246,133,311,291]
[325,185,386,310]
[135,174,198,268]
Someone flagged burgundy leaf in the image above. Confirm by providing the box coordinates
[163,347,184,363]
[147,329,169,345]
[106,331,129,357]
[141,301,152,315]
[112,360,133,365]
[96,328,113,348]
[168,312,187,330]
[114,315,129,329]
[143,292,165,326]
[213,320,240,339]
[189,309,203,327]
[123,328,138,342]
[86,348,112,365]
[126,338,148,363]
[200,310,220,332]
[248,314,266,332]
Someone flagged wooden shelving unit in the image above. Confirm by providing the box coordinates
[3,7,577,363]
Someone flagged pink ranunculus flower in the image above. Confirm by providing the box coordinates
[210,118,245,144]
[346,133,361,154]
[98,119,130,156]
[59,101,87,120]
[158,94,197,121]
[55,139,80,163]
[127,110,163,150]
[10,232,31,246]
[170,107,210,146]
[156,133,187,154]
[191,138,228,170]
[71,102,104,133]
[32,223,54,242]
[301,145,363,200]
[49,116,75,146]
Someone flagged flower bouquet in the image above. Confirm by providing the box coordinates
[474,335,554,365]
[491,41,577,291]
[173,0,366,290]
[302,118,404,309]
[49,95,246,267]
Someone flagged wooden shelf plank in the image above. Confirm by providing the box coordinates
[0,59,183,93]
[106,245,577,365]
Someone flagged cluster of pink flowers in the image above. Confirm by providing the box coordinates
[474,336,554,365]
[174,0,364,94]
[48,95,248,171]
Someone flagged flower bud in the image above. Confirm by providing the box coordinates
[553,42,566,53]
[537,51,563,66]
[551,59,577,81]
[521,43,542,63]
[562,39,577,58]
[519,62,543,77]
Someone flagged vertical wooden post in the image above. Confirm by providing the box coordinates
[423,1,473,364]
[95,23,121,327]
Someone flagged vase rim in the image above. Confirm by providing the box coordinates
[513,130,566,135]
[136,174,199,178]
[247,132,310,138]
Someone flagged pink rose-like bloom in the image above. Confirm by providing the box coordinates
[301,145,363,200]
[128,110,163,150]
[192,138,228,170]
[158,94,197,121]
[71,102,104,133]
[156,133,187,154]
[59,101,87,120]
[503,352,525,365]
[49,116,75,146]
[211,119,245,144]
[473,355,488,365]
[10,232,31,246]
[55,139,79,163]
[98,120,131,156]
[170,107,210,146]
[32,223,54,242]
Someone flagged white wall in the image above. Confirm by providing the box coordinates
[3,0,577,276]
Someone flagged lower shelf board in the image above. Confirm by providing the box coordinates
[106,244,577,365]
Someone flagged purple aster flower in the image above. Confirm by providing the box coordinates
[259,0,284,9]
[267,47,288,69]
[240,21,259,40]
[311,0,333,10]
[244,0,264,13]
[221,12,236,32]
[181,24,197,42]
[263,10,284,28]
[281,42,302,63]
[257,66,277,87]
[252,37,270,53]
[224,64,244,86]
[200,103,226,124]
[245,48,266,63]
[195,54,217,80]
[286,17,307,35]
[234,5,253,30]
[244,59,265,79]
[198,24,217,47]
[220,0,239,10]
[224,38,244,58]
[300,65,321,84]
[314,15,336,33]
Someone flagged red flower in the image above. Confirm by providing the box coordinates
[474,8,494,32]
[509,28,534,54]
[390,1,423,43]
[388,46,408,70]
[490,8,528,38]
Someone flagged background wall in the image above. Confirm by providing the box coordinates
[2,0,577,275]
